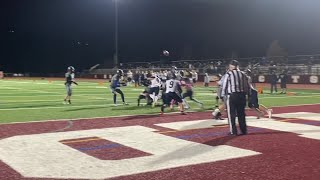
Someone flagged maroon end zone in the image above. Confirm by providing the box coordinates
[0,104,320,180]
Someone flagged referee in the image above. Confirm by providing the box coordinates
[221,60,250,135]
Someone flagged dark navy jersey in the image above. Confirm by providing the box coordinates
[249,88,259,108]
[270,74,278,84]
[279,73,287,84]
[110,74,120,88]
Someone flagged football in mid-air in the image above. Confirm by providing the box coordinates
[163,50,170,56]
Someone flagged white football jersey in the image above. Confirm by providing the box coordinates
[150,77,161,88]
[165,79,180,93]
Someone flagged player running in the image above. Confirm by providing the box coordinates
[63,66,78,104]
[212,72,228,120]
[180,71,203,109]
[160,73,185,115]
[248,85,273,119]
[246,69,272,119]
[110,69,128,106]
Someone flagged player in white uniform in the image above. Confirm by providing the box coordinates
[149,75,161,107]
[160,73,185,115]
[63,66,78,104]
[212,72,228,120]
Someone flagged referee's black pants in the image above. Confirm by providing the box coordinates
[226,92,247,135]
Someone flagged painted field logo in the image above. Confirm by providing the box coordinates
[0,112,320,179]
[0,126,259,179]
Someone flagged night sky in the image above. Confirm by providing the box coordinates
[1,0,320,73]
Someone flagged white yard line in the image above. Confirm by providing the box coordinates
[0,86,61,94]
[1,99,106,103]
[0,104,112,111]
[2,102,320,125]
[0,110,195,125]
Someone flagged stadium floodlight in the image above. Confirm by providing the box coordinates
[114,0,119,68]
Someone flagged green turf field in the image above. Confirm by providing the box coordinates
[1,79,320,124]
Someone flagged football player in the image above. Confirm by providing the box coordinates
[137,78,152,106]
[180,71,203,109]
[212,72,228,120]
[160,72,185,115]
[110,69,128,106]
[137,87,152,106]
[246,69,272,119]
[63,66,78,104]
[248,86,273,119]
[149,75,161,107]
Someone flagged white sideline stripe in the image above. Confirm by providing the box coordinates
[0,104,118,111]
[1,98,106,103]
[272,112,320,121]
[0,86,61,94]
[0,111,196,125]
[155,119,227,130]
[1,103,320,125]
[0,98,209,109]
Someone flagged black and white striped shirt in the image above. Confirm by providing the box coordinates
[221,69,250,97]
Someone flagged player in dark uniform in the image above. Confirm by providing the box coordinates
[110,69,128,106]
[279,70,287,94]
[137,78,152,106]
[248,85,272,119]
[63,66,78,104]
[137,87,153,106]
[180,73,203,109]
[270,71,278,94]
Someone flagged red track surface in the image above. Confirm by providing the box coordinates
[0,104,320,180]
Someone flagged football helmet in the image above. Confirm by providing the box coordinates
[67,66,75,72]
[117,69,124,76]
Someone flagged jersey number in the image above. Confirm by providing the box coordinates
[169,81,174,88]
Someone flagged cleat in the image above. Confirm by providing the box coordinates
[227,132,237,136]
[268,109,273,119]
[123,102,129,105]
[159,112,164,115]
[257,112,264,119]
[216,116,224,120]
[114,104,118,107]
[180,111,187,115]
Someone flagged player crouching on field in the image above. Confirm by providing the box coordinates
[137,87,153,106]
[110,69,128,106]
[160,72,185,115]
[64,66,78,104]
[137,79,153,106]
